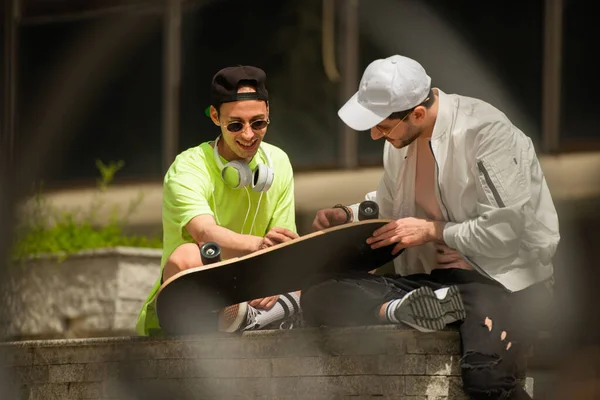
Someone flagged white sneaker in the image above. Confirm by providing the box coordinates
[241,306,263,331]
[218,302,252,332]
[218,301,303,332]
[218,302,271,332]
[270,312,304,330]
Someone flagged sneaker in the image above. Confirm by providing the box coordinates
[218,302,303,332]
[218,302,252,332]
[265,312,305,330]
[434,287,466,325]
[393,285,466,333]
[240,305,263,331]
[218,302,270,332]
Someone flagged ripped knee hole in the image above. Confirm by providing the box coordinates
[482,317,512,350]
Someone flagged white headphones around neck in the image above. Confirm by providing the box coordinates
[213,135,274,192]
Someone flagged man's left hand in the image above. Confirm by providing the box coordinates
[434,242,473,270]
[366,217,443,255]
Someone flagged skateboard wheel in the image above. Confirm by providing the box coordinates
[200,242,222,264]
[358,200,379,220]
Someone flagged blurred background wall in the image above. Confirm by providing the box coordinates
[2,0,596,186]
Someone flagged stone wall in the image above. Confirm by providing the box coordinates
[0,325,533,399]
[0,247,161,340]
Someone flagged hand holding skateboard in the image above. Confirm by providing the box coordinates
[201,201,381,267]
[258,227,299,250]
[312,200,379,231]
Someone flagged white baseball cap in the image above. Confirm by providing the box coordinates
[338,55,432,131]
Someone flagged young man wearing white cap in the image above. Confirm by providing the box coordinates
[302,55,559,399]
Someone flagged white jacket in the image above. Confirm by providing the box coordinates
[349,89,560,292]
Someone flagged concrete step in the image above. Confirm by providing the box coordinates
[0,325,535,399]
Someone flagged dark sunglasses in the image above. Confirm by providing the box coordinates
[226,119,269,133]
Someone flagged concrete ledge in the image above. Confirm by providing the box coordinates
[12,246,162,263]
[1,247,161,340]
[0,325,533,399]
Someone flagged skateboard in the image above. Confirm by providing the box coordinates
[155,201,402,334]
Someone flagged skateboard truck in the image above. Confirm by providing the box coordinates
[358,200,379,221]
[200,242,222,265]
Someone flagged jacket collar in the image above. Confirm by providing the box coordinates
[430,88,453,142]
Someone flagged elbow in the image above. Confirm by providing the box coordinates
[493,225,521,258]
[523,231,560,265]
[488,211,526,257]
[189,230,207,247]
[469,226,520,259]
[445,216,524,259]
[184,215,212,245]
[482,206,526,258]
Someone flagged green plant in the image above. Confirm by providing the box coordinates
[10,160,162,262]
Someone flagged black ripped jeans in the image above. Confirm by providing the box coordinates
[300,268,553,400]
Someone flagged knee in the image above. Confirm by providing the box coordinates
[299,276,343,326]
[460,352,518,400]
[167,243,203,271]
[163,243,203,280]
[299,278,331,314]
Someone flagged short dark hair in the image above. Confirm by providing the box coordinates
[388,88,435,120]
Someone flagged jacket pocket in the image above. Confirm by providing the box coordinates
[477,155,528,208]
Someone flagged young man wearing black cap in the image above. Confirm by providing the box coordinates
[136,65,302,336]
[302,55,559,399]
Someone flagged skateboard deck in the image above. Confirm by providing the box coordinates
[155,214,402,334]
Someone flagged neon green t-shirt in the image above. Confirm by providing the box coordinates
[135,139,297,336]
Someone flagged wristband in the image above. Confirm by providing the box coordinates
[333,204,352,224]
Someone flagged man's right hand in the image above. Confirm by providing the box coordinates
[312,207,350,231]
[257,227,298,250]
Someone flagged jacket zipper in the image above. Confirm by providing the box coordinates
[477,160,505,208]
[429,140,450,220]
[429,140,494,280]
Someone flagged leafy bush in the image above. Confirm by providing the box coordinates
[10,160,162,262]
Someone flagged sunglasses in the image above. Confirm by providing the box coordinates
[226,119,269,133]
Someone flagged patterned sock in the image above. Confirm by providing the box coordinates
[254,292,301,328]
[385,298,403,324]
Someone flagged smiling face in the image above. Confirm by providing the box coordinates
[210,86,269,162]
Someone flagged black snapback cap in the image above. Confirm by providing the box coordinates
[210,65,269,109]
